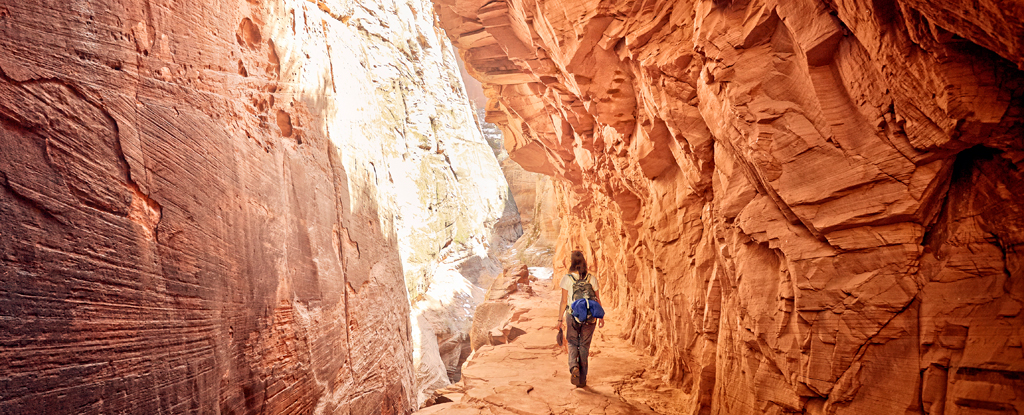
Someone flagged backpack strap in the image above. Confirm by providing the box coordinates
[570,272,591,283]
[566,273,576,319]
[565,273,573,312]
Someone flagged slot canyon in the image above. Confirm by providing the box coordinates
[0,0,1022,414]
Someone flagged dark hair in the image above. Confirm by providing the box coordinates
[569,250,587,277]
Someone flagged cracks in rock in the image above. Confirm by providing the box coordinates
[921,145,999,256]
[111,105,162,241]
[325,145,357,374]
[857,296,915,356]
[822,296,917,403]
[991,234,1018,301]
[608,368,662,414]
[0,168,69,226]
[0,67,162,238]
[320,20,338,94]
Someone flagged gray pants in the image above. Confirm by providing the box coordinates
[565,311,597,385]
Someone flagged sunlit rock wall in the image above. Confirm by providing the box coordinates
[434,0,1024,413]
[402,93,522,407]
[0,0,514,413]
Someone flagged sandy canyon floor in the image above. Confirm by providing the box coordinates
[414,272,687,415]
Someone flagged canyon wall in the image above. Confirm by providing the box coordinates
[435,0,1024,413]
[483,107,560,267]
[502,158,560,267]
[0,0,514,413]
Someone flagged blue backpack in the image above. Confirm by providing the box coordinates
[568,273,605,323]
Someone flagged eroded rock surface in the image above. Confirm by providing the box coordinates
[434,0,1024,413]
[0,0,513,413]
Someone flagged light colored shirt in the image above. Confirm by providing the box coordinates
[559,271,599,295]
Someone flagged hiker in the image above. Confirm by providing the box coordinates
[556,250,605,387]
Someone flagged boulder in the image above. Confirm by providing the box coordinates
[469,302,514,351]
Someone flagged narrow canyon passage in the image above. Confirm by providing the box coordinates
[416,271,683,415]
[1,0,1023,413]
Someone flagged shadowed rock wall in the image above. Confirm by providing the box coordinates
[434,0,1024,413]
[0,0,512,413]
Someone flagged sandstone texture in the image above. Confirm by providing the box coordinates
[435,0,1024,413]
[0,0,513,413]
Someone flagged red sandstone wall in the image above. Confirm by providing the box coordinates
[0,1,425,413]
[434,0,1024,413]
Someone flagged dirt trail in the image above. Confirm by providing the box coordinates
[413,275,686,415]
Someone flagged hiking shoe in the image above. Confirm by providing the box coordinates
[570,367,580,387]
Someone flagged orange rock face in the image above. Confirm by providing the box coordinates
[0,0,504,412]
[435,0,1024,413]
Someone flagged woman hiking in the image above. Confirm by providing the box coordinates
[556,250,604,387]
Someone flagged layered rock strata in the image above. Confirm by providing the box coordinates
[0,0,513,413]
[434,0,1024,413]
